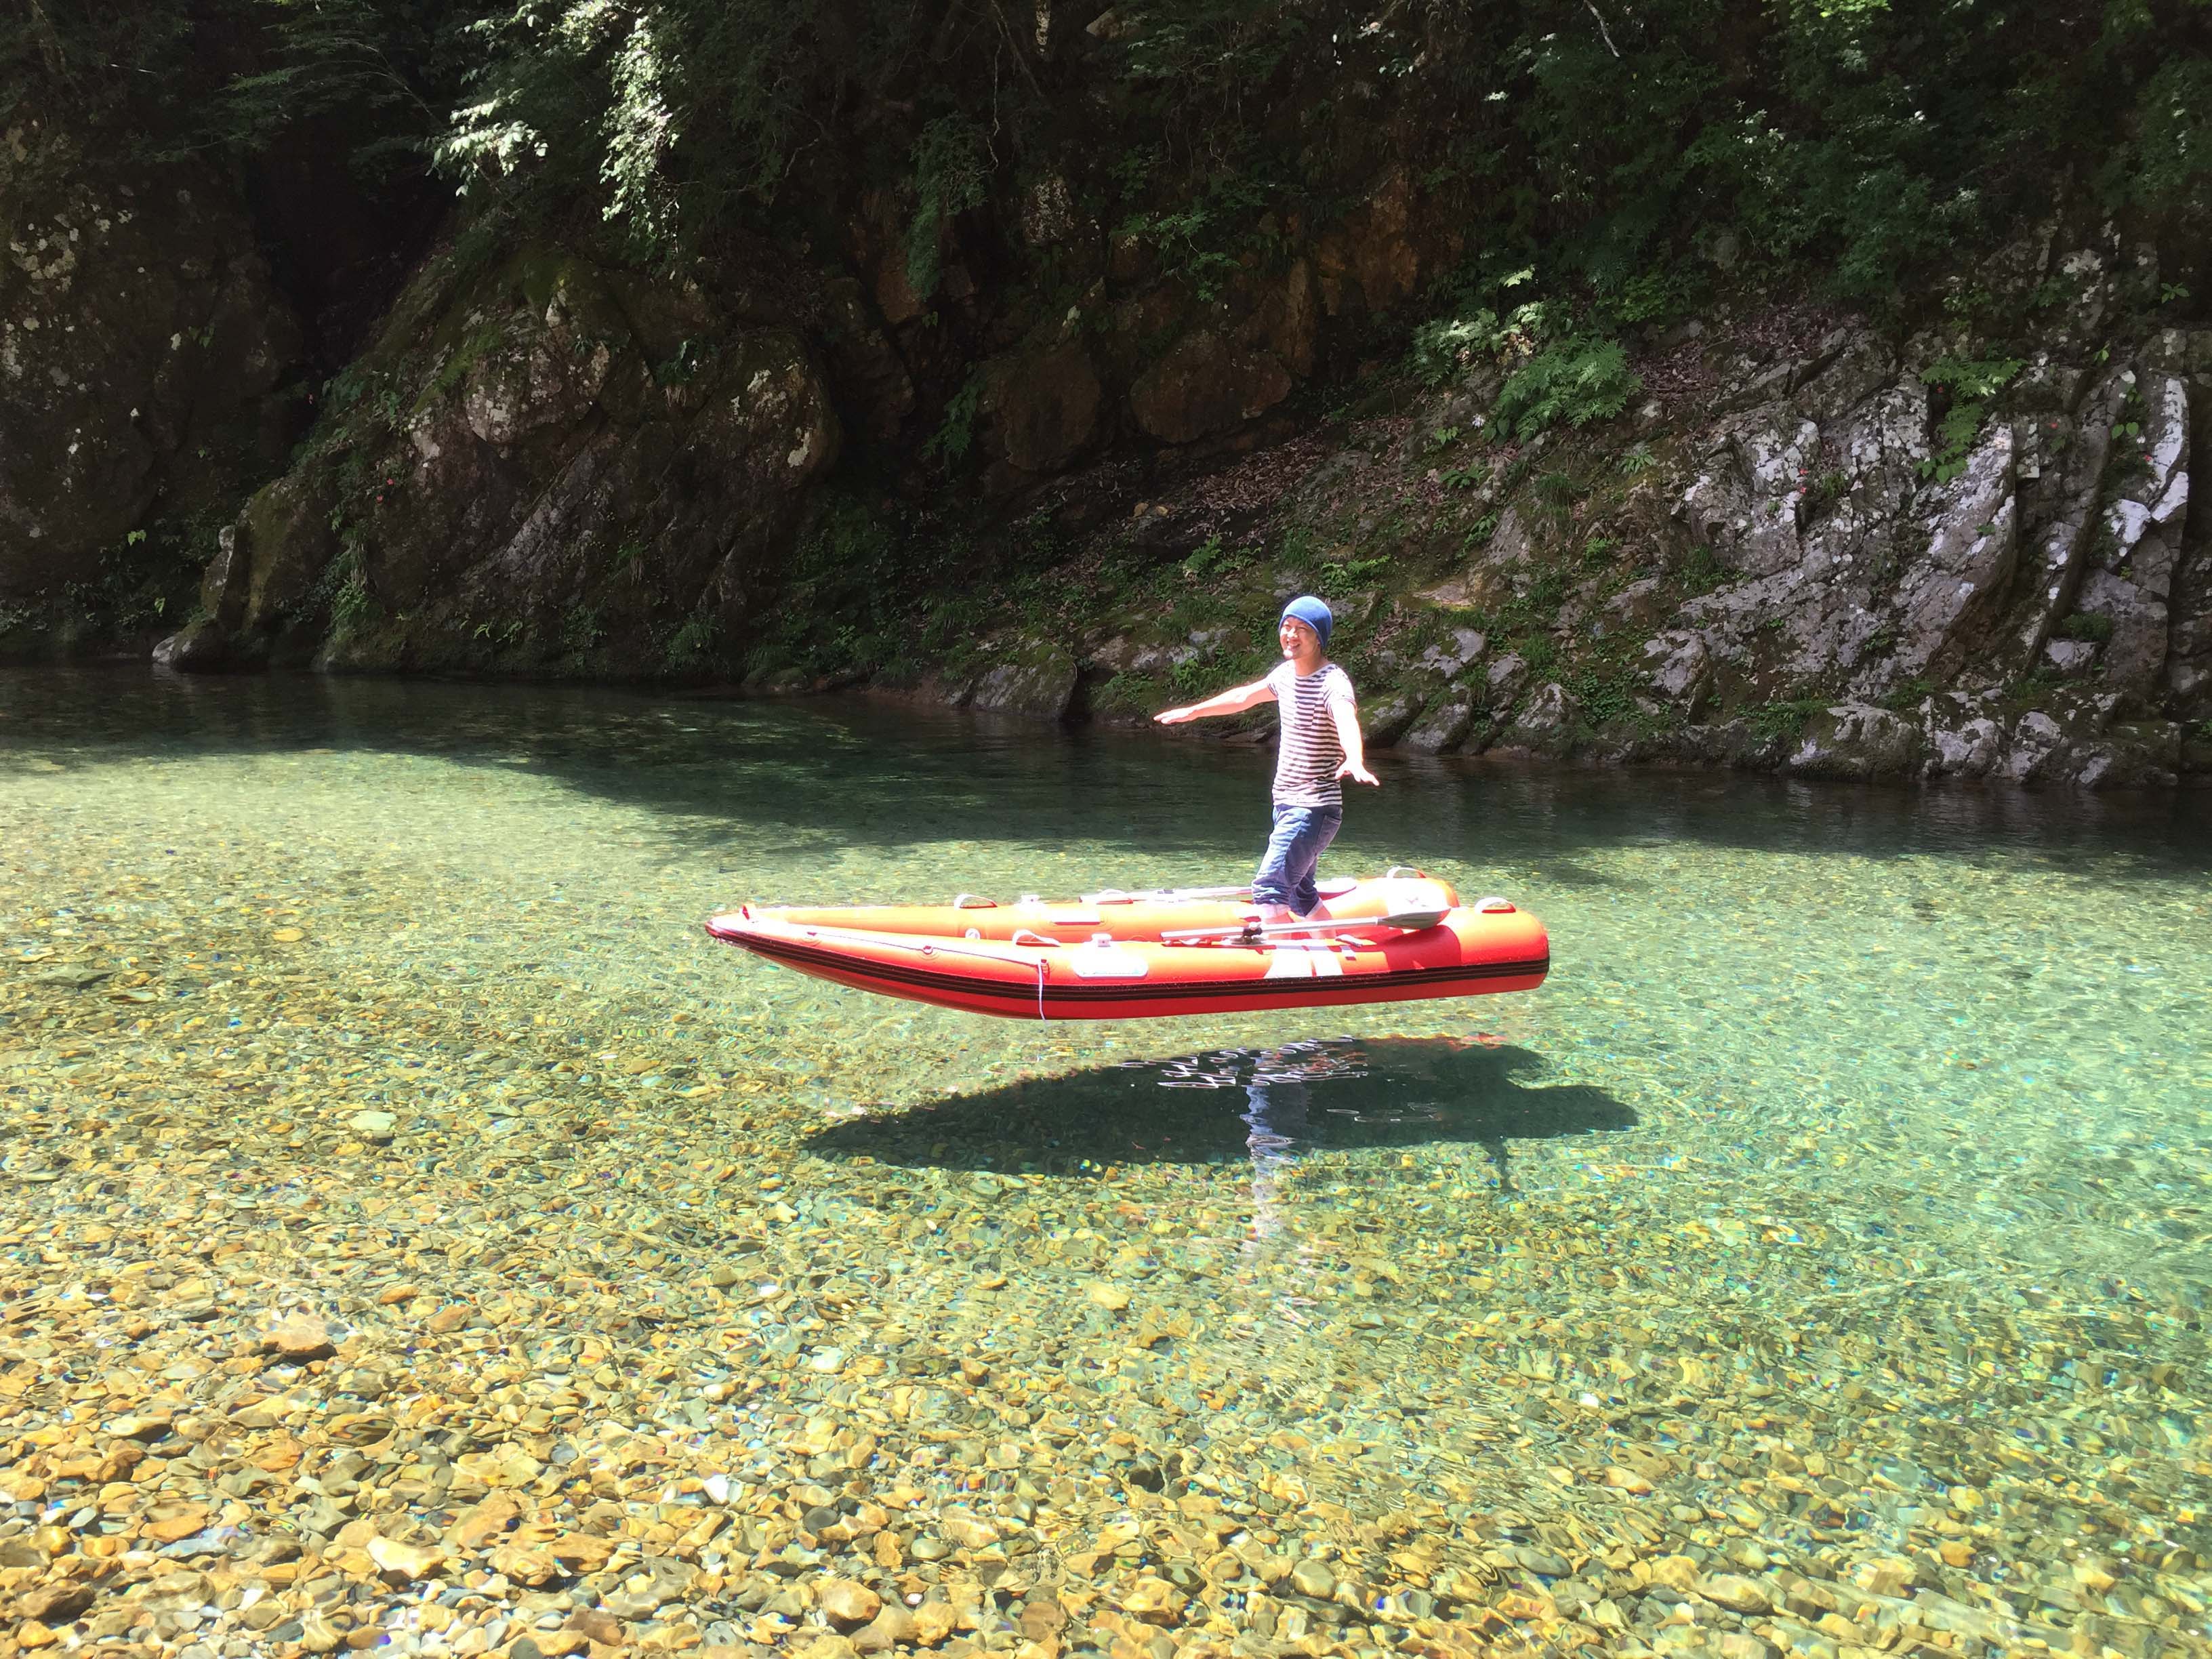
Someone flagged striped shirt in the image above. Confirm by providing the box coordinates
[1267,661,1357,806]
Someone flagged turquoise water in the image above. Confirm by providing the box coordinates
[1,668,2207,1655]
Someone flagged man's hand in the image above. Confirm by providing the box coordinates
[1336,759,1379,785]
[1155,706,1198,725]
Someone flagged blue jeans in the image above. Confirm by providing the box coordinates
[1252,803,1342,916]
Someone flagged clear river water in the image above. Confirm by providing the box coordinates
[1,667,2207,1659]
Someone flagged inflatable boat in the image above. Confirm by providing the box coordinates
[704,872,1549,1021]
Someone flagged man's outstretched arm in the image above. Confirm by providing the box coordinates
[1332,698,1378,785]
[1156,679,1275,724]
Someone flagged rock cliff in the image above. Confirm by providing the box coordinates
[3,91,2207,787]
[0,120,308,649]
[159,252,839,676]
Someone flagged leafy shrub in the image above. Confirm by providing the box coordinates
[1182,535,1233,578]
[1410,309,1505,388]
[1491,338,1641,442]
[1316,555,1389,599]
[1534,470,1582,514]
[922,375,985,468]
[1746,700,1824,743]
[560,604,604,655]
[1919,356,2023,484]
[1679,544,1728,593]
[905,115,993,301]
[2114,59,2212,211]
[1115,172,1285,304]
[2051,612,2114,644]
[325,548,377,631]
[663,611,720,669]
[1406,266,1570,389]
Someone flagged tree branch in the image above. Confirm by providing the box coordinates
[1582,0,1620,58]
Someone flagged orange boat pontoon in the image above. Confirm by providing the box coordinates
[704,873,1549,1021]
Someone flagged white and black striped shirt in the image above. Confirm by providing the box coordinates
[1267,662,1357,806]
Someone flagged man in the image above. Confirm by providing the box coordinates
[1154,595,1378,924]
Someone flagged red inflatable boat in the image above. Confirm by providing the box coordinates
[704,873,1549,1021]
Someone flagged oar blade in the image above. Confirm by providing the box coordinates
[1374,908,1448,932]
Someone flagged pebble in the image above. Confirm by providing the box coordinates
[367,1534,445,1582]
[1699,1572,1771,1614]
[260,1310,337,1359]
[1120,1574,1183,1624]
[349,1108,398,1142]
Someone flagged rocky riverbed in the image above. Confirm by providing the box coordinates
[1,676,2207,1659]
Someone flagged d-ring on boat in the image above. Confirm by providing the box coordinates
[704,871,1549,1021]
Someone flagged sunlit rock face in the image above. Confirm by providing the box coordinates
[165,254,840,676]
[1338,304,2210,787]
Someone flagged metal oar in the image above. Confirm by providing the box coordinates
[1160,908,1450,945]
[1085,883,1252,902]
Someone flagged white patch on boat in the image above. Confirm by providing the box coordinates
[1265,945,1343,979]
[1070,942,1148,979]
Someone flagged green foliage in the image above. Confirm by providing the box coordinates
[905,115,993,302]
[922,375,985,468]
[215,0,461,178]
[2051,611,2114,644]
[1880,676,1935,711]
[1565,664,1639,729]
[1182,535,1234,579]
[1410,310,1504,388]
[2112,58,2212,210]
[663,611,719,670]
[751,494,985,682]
[653,338,710,388]
[1315,555,1389,599]
[1746,700,1824,743]
[324,548,378,632]
[1407,265,1562,388]
[609,538,648,581]
[13,0,2202,319]
[1108,0,1317,155]
[1679,544,1729,594]
[1491,338,1640,443]
[1532,470,1582,521]
[1595,269,1701,329]
[436,0,827,261]
[1919,356,2023,484]
[1115,171,1285,303]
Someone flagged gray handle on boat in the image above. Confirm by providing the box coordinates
[1160,908,1450,945]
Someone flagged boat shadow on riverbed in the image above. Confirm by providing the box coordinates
[807,1036,1634,1189]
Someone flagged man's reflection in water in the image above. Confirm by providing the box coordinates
[1148,1037,1514,1294]
[1247,1052,1309,1247]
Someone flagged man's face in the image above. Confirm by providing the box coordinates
[1279,617,1319,659]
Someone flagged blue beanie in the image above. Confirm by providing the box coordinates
[1280,594,1333,649]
